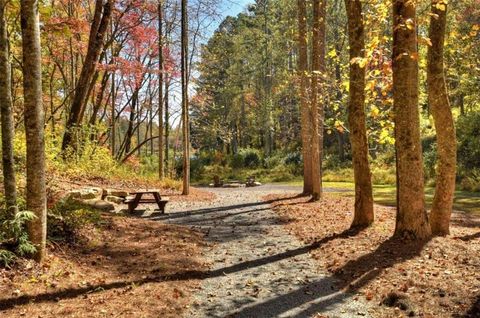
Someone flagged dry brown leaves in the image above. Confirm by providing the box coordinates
[0,215,208,317]
[265,193,480,318]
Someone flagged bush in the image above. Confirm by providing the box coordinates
[283,151,303,175]
[457,113,480,170]
[47,199,102,243]
[240,148,261,168]
[459,169,480,192]
[230,153,245,169]
[0,210,37,267]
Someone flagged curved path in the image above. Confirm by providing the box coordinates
[153,185,371,318]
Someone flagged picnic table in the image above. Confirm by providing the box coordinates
[125,190,169,214]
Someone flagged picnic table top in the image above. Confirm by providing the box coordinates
[130,189,161,194]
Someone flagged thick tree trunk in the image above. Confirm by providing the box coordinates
[345,0,374,228]
[0,0,17,214]
[297,0,312,195]
[181,0,190,195]
[158,0,164,179]
[21,0,47,262]
[310,0,326,201]
[62,0,113,152]
[392,0,431,239]
[427,0,456,236]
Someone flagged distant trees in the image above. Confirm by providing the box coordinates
[21,0,47,261]
[392,0,431,239]
[62,0,114,152]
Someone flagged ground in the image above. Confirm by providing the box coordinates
[0,183,479,318]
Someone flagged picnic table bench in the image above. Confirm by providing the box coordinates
[125,190,169,214]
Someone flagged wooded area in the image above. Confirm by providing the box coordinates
[0,0,479,317]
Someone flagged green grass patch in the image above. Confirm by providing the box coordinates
[277,180,480,215]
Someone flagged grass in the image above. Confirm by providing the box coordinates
[279,180,480,215]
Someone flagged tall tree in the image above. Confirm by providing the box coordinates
[310,0,326,201]
[427,0,456,236]
[62,0,114,152]
[0,0,17,214]
[297,0,312,195]
[181,0,190,195]
[158,0,165,179]
[392,0,431,239]
[345,0,374,227]
[21,0,47,262]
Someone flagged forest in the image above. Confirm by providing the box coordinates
[0,0,479,317]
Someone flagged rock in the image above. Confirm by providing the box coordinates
[102,189,129,199]
[80,190,98,200]
[83,199,115,211]
[66,190,82,200]
[105,195,124,204]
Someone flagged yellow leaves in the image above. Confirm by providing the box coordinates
[420,36,432,47]
[405,19,415,30]
[370,106,380,118]
[350,57,368,68]
[434,0,448,11]
[327,49,337,58]
[470,25,479,37]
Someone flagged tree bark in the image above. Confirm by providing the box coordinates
[297,0,312,195]
[310,0,326,201]
[62,0,114,152]
[158,0,164,179]
[345,0,374,228]
[21,0,47,262]
[392,0,431,239]
[0,0,17,215]
[427,0,456,236]
[181,0,190,195]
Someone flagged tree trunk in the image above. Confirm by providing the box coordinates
[310,0,326,201]
[297,0,312,195]
[165,77,170,177]
[181,0,190,195]
[62,0,113,152]
[392,0,431,239]
[0,0,17,215]
[21,0,47,262]
[345,0,374,228]
[158,0,164,179]
[427,0,456,236]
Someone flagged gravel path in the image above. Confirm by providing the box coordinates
[153,185,372,318]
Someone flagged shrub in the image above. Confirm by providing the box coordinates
[0,210,37,267]
[230,153,245,169]
[47,199,102,243]
[457,113,480,170]
[240,148,261,168]
[459,169,480,192]
[283,151,303,175]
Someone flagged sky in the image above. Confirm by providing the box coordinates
[220,0,253,17]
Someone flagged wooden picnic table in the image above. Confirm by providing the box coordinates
[125,190,169,214]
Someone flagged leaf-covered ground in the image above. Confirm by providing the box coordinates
[0,180,213,318]
[265,193,480,318]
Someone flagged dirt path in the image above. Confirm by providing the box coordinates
[154,185,372,318]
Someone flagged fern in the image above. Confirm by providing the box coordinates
[0,249,17,268]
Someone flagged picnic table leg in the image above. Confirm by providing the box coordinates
[153,192,165,214]
[128,193,142,213]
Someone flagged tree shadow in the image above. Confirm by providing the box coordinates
[232,236,429,317]
[455,231,480,241]
[0,227,359,311]
[463,294,480,318]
